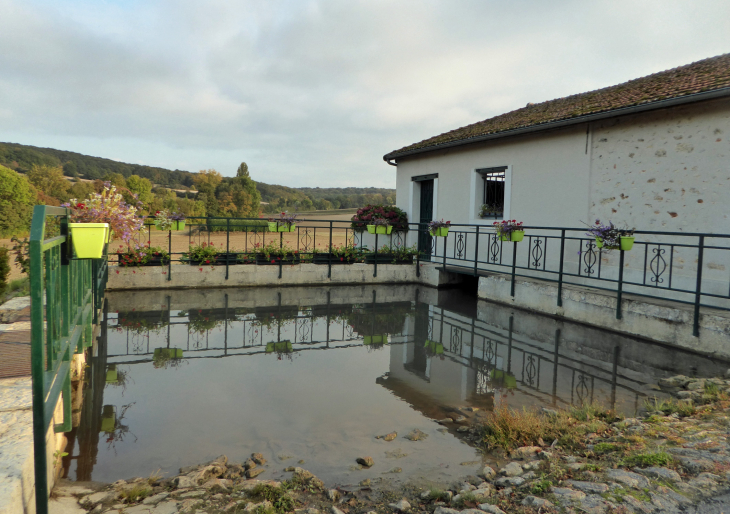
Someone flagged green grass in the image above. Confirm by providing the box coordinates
[592,442,623,455]
[118,483,152,503]
[427,489,452,502]
[247,483,297,513]
[530,479,552,495]
[644,396,695,417]
[452,492,478,508]
[622,451,672,468]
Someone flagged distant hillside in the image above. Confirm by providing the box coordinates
[0,142,395,211]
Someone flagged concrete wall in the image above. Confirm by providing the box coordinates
[477,272,730,359]
[106,263,464,291]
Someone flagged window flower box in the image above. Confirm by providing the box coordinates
[499,230,524,242]
[69,223,109,259]
[367,224,393,235]
[255,253,301,265]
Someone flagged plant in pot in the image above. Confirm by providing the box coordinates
[428,219,451,237]
[479,203,503,219]
[153,209,186,231]
[255,241,300,265]
[493,220,525,242]
[169,211,186,231]
[62,183,143,259]
[351,204,408,233]
[183,241,219,265]
[268,212,297,232]
[365,244,420,264]
[367,217,393,235]
[116,243,170,267]
[312,244,366,264]
[583,220,635,251]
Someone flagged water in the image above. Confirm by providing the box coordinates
[65,284,729,487]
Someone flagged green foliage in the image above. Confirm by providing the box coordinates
[426,489,451,501]
[10,237,30,274]
[27,164,71,202]
[593,442,623,455]
[530,478,552,495]
[622,451,672,468]
[247,483,297,514]
[205,218,269,232]
[452,492,478,508]
[644,396,695,417]
[118,483,152,503]
[351,204,408,231]
[126,175,154,205]
[184,241,219,265]
[0,165,36,238]
[0,248,10,297]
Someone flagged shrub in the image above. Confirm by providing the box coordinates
[0,165,36,238]
[0,247,10,297]
[622,451,672,468]
[205,218,270,232]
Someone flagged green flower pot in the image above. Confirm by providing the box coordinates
[105,365,118,383]
[424,339,444,354]
[595,237,619,250]
[430,227,449,237]
[69,223,109,259]
[266,341,293,353]
[363,334,388,345]
[620,236,635,251]
[367,225,392,235]
[172,220,185,231]
[268,222,296,232]
[499,230,524,242]
[101,405,116,433]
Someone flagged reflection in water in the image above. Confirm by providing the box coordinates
[64,285,729,485]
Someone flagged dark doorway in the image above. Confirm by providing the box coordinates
[418,180,434,259]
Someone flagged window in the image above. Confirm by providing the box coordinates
[477,166,506,219]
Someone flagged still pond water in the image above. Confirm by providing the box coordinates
[64,284,728,488]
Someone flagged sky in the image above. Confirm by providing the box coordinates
[0,0,728,188]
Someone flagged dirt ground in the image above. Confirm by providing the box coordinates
[0,212,363,281]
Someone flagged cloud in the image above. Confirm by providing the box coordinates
[0,0,728,187]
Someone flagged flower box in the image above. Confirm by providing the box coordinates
[118,254,169,267]
[268,222,296,232]
[595,237,619,250]
[69,223,109,259]
[363,334,388,345]
[499,230,525,242]
[312,253,358,264]
[266,341,293,353]
[424,340,444,355]
[105,365,118,383]
[255,253,301,265]
[364,254,413,264]
[172,220,185,231]
[366,224,393,235]
[430,227,449,237]
[187,252,245,265]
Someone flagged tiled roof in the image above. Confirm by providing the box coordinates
[385,53,730,160]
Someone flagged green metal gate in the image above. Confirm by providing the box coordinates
[29,205,108,514]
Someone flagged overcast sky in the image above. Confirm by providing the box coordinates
[0,0,728,188]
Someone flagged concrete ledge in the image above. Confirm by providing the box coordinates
[478,273,730,358]
[106,263,463,291]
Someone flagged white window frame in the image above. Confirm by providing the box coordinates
[469,165,512,225]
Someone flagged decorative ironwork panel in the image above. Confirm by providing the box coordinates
[581,239,598,276]
[488,234,501,263]
[649,245,667,286]
[530,238,544,269]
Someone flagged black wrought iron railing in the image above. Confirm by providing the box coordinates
[114,217,730,336]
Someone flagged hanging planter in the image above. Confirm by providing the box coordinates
[172,220,185,231]
[490,369,517,389]
[499,230,525,242]
[363,334,388,345]
[266,341,293,353]
[428,219,451,237]
[430,227,449,237]
[424,339,444,355]
[584,220,635,252]
[69,223,109,259]
[105,365,118,383]
[620,236,635,251]
[366,224,393,235]
[595,237,619,250]
[101,405,116,433]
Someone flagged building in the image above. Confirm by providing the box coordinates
[384,53,730,236]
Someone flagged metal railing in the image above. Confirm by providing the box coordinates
[119,217,730,336]
[29,205,108,514]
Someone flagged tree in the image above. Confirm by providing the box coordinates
[27,164,71,202]
[193,169,223,216]
[0,165,37,237]
[103,173,127,188]
[70,181,96,202]
[237,162,249,178]
[126,175,154,206]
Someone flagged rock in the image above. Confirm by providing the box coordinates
[389,499,411,512]
[359,478,372,487]
[142,493,170,505]
[173,476,197,489]
[295,509,321,514]
[331,507,346,514]
[481,466,496,480]
[454,416,467,422]
[457,426,470,433]
[621,495,654,514]
[567,462,587,471]
[383,432,397,441]
[675,455,715,474]
[357,456,374,467]
[605,469,650,489]
[438,418,454,424]
[177,490,205,498]
[499,462,523,477]
[477,505,505,514]
[471,487,492,500]
[434,507,459,514]
[80,491,114,506]
[521,471,536,480]
[551,487,586,501]
[244,459,257,470]
[383,467,402,474]
[327,489,340,502]
[152,502,179,514]
[193,464,226,483]
[420,491,432,500]
[658,376,691,388]
[203,478,232,491]
[459,510,482,514]
[494,476,524,487]
[521,496,554,509]
[293,467,314,480]
[578,495,616,514]
[687,380,706,391]
[209,455,228,466]
[635,467,681,482]
[224,465,245,480]
[179,499,203,513]
[251,453,266,465]
[538,451,552,460]
[565,480,608,494]
[509,446,541,460]
[405,429,428,441]
[245,468,265,479]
